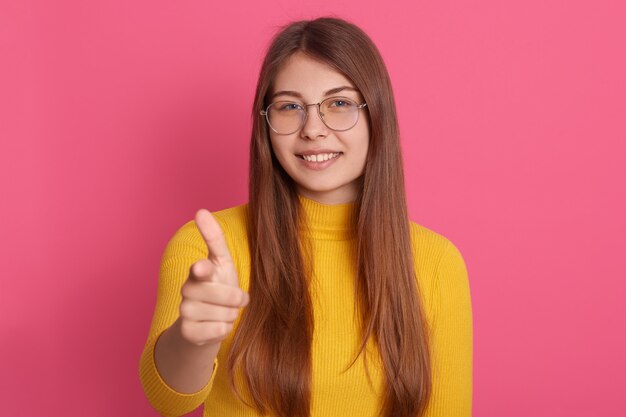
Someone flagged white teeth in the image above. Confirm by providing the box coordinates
[302,152,340,162]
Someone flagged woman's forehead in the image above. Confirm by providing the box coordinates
[272,53,355,94]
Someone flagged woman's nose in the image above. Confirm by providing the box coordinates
[299,104,329,140]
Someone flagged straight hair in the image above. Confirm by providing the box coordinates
[228,17,432,417]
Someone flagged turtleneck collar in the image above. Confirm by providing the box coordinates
[298,194,358,241]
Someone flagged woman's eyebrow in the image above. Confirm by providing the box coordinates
[270,90,302,100]
[324,86,357,96]
[271,86,357,100]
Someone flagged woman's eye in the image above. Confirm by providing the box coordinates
[277,103,302,111]
[330,99,353,107]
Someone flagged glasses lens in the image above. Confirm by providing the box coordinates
[267,101,305,134]
[320,97,359,131]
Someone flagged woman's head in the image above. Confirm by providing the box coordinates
[250,17,401,204]
[265,52,370,204]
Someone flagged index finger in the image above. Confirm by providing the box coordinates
[195,209,233,263]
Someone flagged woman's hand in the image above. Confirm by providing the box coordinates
[177,209,249,347]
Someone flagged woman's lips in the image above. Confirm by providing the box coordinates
[295,152,342,171]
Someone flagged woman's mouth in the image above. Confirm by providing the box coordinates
[295,152,343,170]
[296,152,342,162]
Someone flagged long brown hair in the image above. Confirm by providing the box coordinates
[228,17,432,417]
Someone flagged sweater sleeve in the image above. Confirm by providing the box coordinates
[138,221,218,417]
[425,240,473,417]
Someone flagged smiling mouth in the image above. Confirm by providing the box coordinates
[295,152,343,162]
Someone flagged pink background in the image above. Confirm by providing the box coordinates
[1,0,625,416]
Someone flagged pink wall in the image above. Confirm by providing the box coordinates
[2,1,625,416]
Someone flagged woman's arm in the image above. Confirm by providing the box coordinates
[153,318,221,393]
[138,211,248,417]
[138,258,220,417]
[425,240,474,416]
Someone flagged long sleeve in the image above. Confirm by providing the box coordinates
[425,240,473,417]
[139,201,472,417]
[138,220,219,417]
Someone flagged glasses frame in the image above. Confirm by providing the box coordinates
[260,96,368,135]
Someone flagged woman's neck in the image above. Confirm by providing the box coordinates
[297,194,358,241]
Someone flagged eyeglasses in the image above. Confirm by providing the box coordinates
[260,96,368,135]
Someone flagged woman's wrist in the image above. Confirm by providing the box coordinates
[154,318,221,393]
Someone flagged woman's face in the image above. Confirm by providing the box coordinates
[268,52,370,205]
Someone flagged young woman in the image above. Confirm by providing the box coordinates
[139,17,472,417]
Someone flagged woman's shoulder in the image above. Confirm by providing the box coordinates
[163,202,250,260]
[408,220,460,255]
[407,220,470,325]
[210,202,250,239]
[407,220,468,289]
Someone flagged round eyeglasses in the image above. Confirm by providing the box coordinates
[260,96,368,135]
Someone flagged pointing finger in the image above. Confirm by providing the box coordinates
[195,209,234,264]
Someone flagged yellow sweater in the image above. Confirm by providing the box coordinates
[139,195,473,417]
